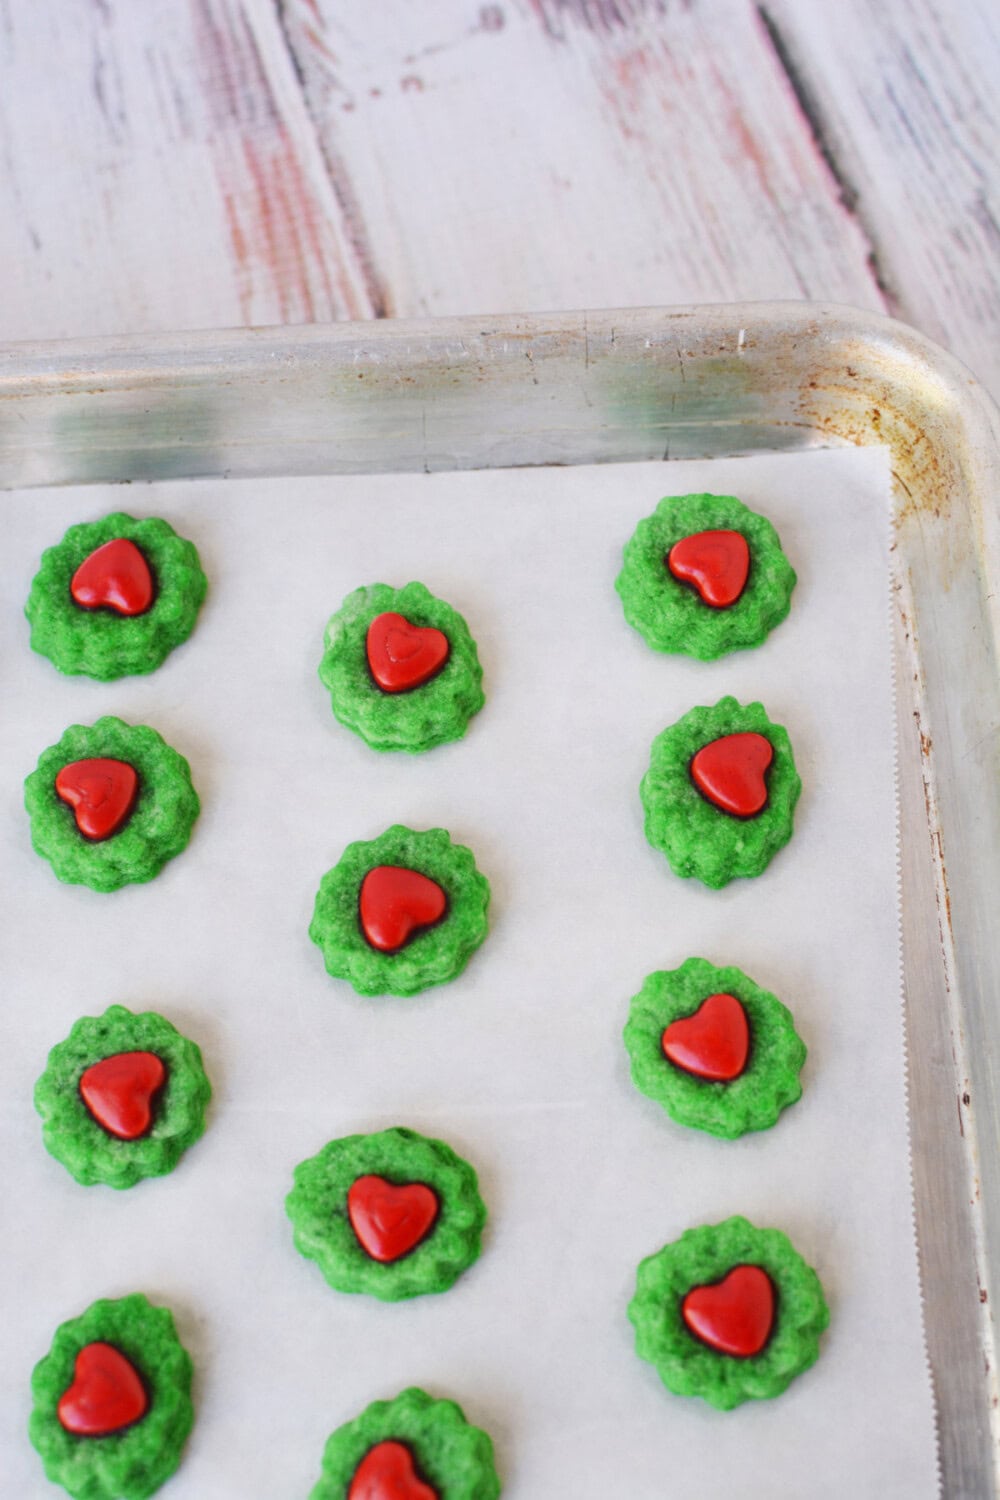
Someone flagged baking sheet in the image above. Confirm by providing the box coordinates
[0,448,937,1497]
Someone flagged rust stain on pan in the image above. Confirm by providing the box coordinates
[912,709,933,761]
[720,322,961,532]
[792,356,955,527]
[804,393,949,521]
[918,731,956,971]
[933,825,954,938]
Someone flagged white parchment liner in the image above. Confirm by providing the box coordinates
[0,450,937,1498]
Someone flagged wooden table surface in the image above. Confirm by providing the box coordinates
[2,0,998,404]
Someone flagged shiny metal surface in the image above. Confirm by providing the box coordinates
[2,304,998,1496]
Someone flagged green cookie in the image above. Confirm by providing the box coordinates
[287,1126,487,1301]
[616,492,796,660]
[629,1217,829,1410]
[310,824,490,997]
[26,512,207,680]
[641,696,801,888]
[319,581,485,752]
[25,717,200,892]
[29,1293,194,1499]
[310,1387,500,1500]
[35,1006,211,1189]
[624,958,806,1138]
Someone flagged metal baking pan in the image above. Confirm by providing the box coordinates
[1,303,998,1496]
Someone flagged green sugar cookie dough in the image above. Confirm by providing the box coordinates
[615,492,796,660]
[25,717,200,892]
[29,1293,194,1500]
[318,581,485,752]
[286,1126,487,1301]
[26,512,207,680]
[641,696,801,888]
[310,824,490,997]
[629,1216,829,1410]
[310,1387,500,1500]
[35,1006,212,1189]
[623,958,806,1138]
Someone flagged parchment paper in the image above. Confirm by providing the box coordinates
[0,449,937,1498]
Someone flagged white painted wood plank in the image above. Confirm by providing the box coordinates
[279,0,884,319]
[763,0,1000,398]
[0,0,377,341]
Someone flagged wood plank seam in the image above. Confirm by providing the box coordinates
[271,0,392,317]
[755,5,898,314]
[192,0,377,322]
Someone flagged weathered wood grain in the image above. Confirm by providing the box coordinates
[0,0,376,340]
[2,0,997,411]
[277,0,883,318]
[763,0,1000,396]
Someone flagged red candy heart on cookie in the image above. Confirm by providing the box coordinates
[79,1052,166,1140]
[347,1175,439,1263]
[682,1265,775,1357]
[366,613,450,693]
[349,1441,438,1500]
[57,1342,148,1436]
[55,758,139,840]
[359,866,447,953]
[690,732,773,817]
[668,529,750,608]
[662,993,750,1082]
[71,538,155,616]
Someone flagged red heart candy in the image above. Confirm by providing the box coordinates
[668,529,750,608]
[55,758,139,841]
[71,538,155,616]
[366,612,450,693]
[690,732,773,817]
[57,1342,148,1436]
[359,866,447,953]
[349,1441,437,1500]
[662,993,750,1082]
[347,1175,439,1263]
[79,1051,166,1140]
[682,1265,775,1357]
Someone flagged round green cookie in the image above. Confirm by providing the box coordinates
[35,1005,212,1189]
[310,1387,500,1500]
[310,824,490,997]
[624,958,806,1138]
[318,581,485,752]
[615,492,796,660]
[25,717,200,892]
[29,1293,194,1500]
[641,696,801,888]
[628,1216,829,1410]
[26,512,207,680]
[286,1127,487,1301]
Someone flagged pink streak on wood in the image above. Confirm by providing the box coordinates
[706,56,781,207]
[303,23,339,67]
[221,188,253,321]
[192,0,371,321]
[605,46,649,139]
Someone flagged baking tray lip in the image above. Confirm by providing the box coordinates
[0,298,995,393]
[0,293,986,352]
[0,301,996,527]
[2,300,998,1498]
